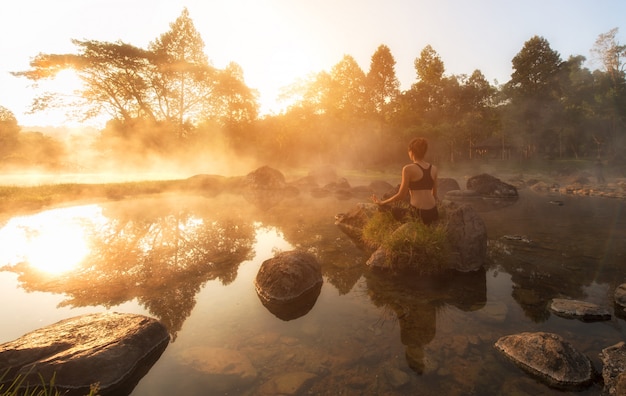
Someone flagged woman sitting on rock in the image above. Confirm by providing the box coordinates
[371,137,439,225]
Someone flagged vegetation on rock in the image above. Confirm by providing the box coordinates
[361,207,450,274]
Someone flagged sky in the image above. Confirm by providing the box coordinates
[1,0,625,128]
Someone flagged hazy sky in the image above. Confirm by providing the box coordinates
[1,0,624,127]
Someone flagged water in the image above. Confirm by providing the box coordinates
[0,188,625,395]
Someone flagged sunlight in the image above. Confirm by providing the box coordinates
[0,205,107,275]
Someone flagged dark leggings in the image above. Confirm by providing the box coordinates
[387,205,439,225]
[410,206,439,225]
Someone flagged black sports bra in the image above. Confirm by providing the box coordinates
[408,163,434,190]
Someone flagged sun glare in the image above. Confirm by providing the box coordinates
[0,205,106,275]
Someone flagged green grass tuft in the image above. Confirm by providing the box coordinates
[362,208,450,274]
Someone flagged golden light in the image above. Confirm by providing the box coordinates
[0,205,106,275]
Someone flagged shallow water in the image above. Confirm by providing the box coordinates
[1,188,625,395]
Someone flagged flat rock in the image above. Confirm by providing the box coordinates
[494,332,594,390]
[0,312,169,396]
[549,298,611,321]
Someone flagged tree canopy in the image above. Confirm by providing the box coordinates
[7,10,626,170]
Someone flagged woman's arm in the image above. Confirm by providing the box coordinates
[372,165,410,205]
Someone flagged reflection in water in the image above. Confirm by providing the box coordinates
[0,205,106,274]
[258,281,323,321]
[365,269,486,374]
[0,196,257,340]
[483,190,626,323]
[1,188,625,395]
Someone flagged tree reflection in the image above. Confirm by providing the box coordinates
[3,196,255,340]
[365,269,486,374]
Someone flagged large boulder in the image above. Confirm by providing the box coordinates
[466,173,518,198]
[600,342,626,396]
[437,177,461,198]
[243,165,287,190]
[0,312,169,396]
[240,166,296,209]
[336,202,487,273]
[254,250,323,320]
[443,203,487,272]
[494,332,595,390]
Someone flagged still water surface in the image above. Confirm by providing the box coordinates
[1,189,625,395]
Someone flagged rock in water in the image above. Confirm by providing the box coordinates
[599,342,626,396]
[254,250,323,320]
[494,332,594,390]
[0,312,170,396]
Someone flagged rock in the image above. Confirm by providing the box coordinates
[437,177,461,197]
[241,166,290,209]
[254,250,323,320]
[444,203,488,272]
[334,203,379,249]
[365,247,389,269]
[369,180,394,195]
[445,189,481,199]
[466,173,518,198]
[336,202,487,273]
[600,342,626,396]
[614,283,626,309]
[244,165,287,190]
[384,367,410,388]
[494,332,595,390]
[549,298,611,322]
[0,312,169,396]
[323,177,351,191]
[259,371,317,395]
[174,346,257,394]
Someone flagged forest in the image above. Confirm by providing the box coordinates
[1,8,625,175]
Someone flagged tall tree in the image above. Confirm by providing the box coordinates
[504,36,563,158]
[366,45,400,121]
[327,55,368,119]
[591,28,626,157]
[149,8,216,138]
[13,7,259,147]
[14,40,157,124]
[591,28,626,85]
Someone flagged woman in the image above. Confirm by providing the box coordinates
[371,137,439,225]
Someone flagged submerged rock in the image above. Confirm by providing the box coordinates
[0,312,169,396]
[174,346,258,394]
[494,332,595,390]
[549,298,611,322]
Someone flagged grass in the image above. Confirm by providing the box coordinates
[0,180,180,215]
[0,369,100,396]
[361,207,450,274]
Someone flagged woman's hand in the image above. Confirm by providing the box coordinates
[371,194,382,205]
